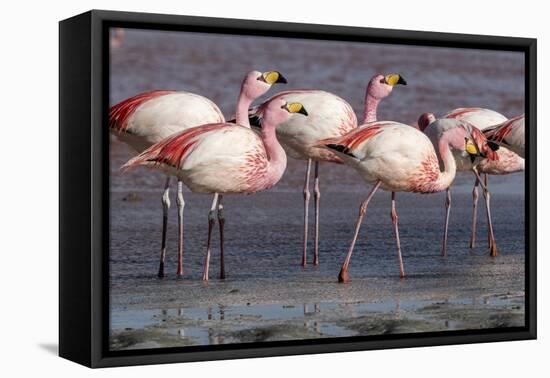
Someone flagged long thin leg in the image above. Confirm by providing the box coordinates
[391,192,406,278]
[469,178,480,249]
[158,177,171,278]
[484,174,492,249]
[301,159,312,267]
[313,161,321,266]
[202,193,219,281]
[176,180,185,277]
[338,181,381,283]
[441,188,451,257]
[472,169,497,257]
[218,195,225,279]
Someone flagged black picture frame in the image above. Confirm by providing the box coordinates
[59,9,537,368]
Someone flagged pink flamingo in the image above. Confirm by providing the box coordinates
[110,70,286,278]
[248,73,406,266]
[123,99,308,281]
[110,28,125,48]
[316,120,496,283]
[485,115,525,158]
[417,108,524,256]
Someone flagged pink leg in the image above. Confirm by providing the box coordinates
[441,188,451,257]
[301,159,312,267]
[218,195,225,279]
[472,170,497,257]
[484,174,493,250]
[469,178,480,249]
[158,177,170,278]
[338,181,381,283]
[176,180,185,277]
[391,192,406,278]
[202,193,219,281]
[313,161,320,266]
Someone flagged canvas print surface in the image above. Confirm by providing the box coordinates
[108,27,525,351]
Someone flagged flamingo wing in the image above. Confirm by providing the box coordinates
[484,115,525,157]
[123,123,225,171]
[109,90,175,132]
[317,123,386,158]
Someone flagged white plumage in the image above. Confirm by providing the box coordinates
[110,91,224,152]
[251,90,357,162]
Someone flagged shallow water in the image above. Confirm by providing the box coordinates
[109,28,525,350]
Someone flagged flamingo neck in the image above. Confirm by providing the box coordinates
[432,134,457,191]
[363,92,380,124]
[260,122,287,185]
[236,92,254,127]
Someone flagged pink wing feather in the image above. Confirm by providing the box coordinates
[109,90,175,132]
[316,123,385,156]
[122,123,226,171]
[484,115,524,144]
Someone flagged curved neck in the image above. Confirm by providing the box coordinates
[236,91,253,127]
[363,92,380,124]
[432,134,457,191]
[259,121,287,183]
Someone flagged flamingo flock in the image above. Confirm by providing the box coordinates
[110,69,526,282]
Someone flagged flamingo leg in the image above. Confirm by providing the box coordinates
[441,188,451,257]
[158,177,171,278]
[313,161,321,266]
[338,181,381,283]
[472,169,498,257]
[218,195,225,279]
[469,178,480,249]
[484,174,492,249]
[176,179,185,277]
[301,159,312,267]
[202,193,219,281]
[391,192,406,278]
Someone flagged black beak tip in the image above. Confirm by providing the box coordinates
[487,141,500,151]
[277,73,288,84]
[300,108,308,116]
[398,76,407,85]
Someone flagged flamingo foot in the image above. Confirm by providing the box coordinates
[338,268,350,283]
[202,272,209,281]
[157,263,165,279]
[219,271,225,280]
[399,270,406,279]
[313,256,319,266]
[489,242,498,257]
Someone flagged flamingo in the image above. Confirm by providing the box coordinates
[110,27,125,48]
[123,99,308,281]
[316,119,496,283]
[418,108,524,256]
[248,73,406,266]
[110,70,287,278]
[485,115,525,158]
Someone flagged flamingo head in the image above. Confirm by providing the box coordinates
[242,70,287,100]
[261,99,308,127]
[367,73,407,100]
[445,120,498,163]
[465,122,498,162]
[417,112,436,132]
